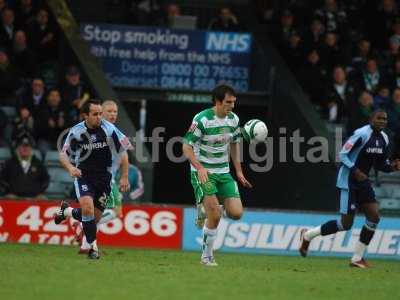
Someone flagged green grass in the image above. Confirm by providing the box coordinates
[0,244,400,300]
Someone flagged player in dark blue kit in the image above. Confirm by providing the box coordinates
[54,100,132,259]
[299,110,400,268]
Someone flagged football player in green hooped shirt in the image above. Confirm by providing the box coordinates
[182,84,252,266]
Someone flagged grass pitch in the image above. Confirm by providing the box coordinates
[0,244,399,300]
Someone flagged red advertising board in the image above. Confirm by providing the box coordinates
[0,200,182,249]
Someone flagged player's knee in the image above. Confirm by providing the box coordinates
[367,214,380,225]
[207,205,222,221]
[227,210,243,220]
[80,198,94,216]
[341,219,354,231]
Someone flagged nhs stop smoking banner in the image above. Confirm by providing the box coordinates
[0,200,182,249]
[80,23,252,92]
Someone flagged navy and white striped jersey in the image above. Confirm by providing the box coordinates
[62,120,132,176]
[337,125,392,189]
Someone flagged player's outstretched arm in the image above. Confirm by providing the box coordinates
[182,143,208,184]
[230,142,252,188]
[59,152,81,178]
[119,152,130,192]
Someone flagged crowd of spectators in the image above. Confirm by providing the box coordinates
[0,1,147,200]
[0,1,108,198]
[261,0,400,135]
[119,1,244,32]
[1,64,90,157]
[0,0,95,147]
[0,0,75,151]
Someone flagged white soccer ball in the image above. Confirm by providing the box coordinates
[242,119,268,142]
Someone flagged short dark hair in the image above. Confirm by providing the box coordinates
[80,99,101,115]
[366,55,378,63]
[371,108,387,119]
[212,84,236,104]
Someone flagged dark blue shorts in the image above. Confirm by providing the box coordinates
[339,181,376,215]
[74,174,111,212]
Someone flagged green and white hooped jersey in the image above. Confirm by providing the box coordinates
[183,108,241,174]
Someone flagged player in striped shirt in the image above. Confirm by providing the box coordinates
[182,84,252,266]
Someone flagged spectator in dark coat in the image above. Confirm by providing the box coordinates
[0,108,7,146]
[271,9,297,50]
[132,0,163,26]
[60,66,90,123]
[18,77,46,117]
[392,126,400,159]
[367,0,398,49]
[0,0,7,12]
[381,37,399,70]
[354,56,386,94]
[27,9,57,63]
[11,106,35,139]
[388,56,400,91]
[0,48,19,104]
[319,31,347,73]
[387,87,400,132]
[347,90,374,133]
[0,8,17,50]
[350,38,372,72]
[373,85,391,108]
[302,18,325,51]
[35,89,68,157]
[325,65,358,123]
[162,3,181,28]
[11,30,37,79]
[0,133,49,198]
[15,0,36,27]
[280,31,304,71]
[297,49,327,107]
[208,7,241,32]
[388,17,400,48]
[314,0,348,38]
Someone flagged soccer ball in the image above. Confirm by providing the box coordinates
[242,119,268,142]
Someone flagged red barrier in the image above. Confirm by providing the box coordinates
[0,200,182,249]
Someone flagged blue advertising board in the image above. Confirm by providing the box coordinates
[183,208,400,259]
[80,23,252,92]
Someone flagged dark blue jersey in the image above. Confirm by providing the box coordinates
[62,120,131,176]
[337,125,392,189]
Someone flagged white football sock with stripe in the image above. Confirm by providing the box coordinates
[202,226,217,258]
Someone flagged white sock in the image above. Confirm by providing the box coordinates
[91,240,98,251]
[351,241,367,262]
[64,207,73,218]
[219,205,227,218]
[81,228,99,250]
[304,226,321,241]
[81,235,91,250]
[202,226,217,258]
[97,209,117,225]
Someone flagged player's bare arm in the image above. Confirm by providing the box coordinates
[59,152,81,178]
[182,143,208,184]
[119,152,130,192]
[230,142,252,188]
[352,168,368,181]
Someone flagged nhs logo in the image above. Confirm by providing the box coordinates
[205,32,251,53]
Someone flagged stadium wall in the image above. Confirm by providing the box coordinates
[1,200,400,260]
